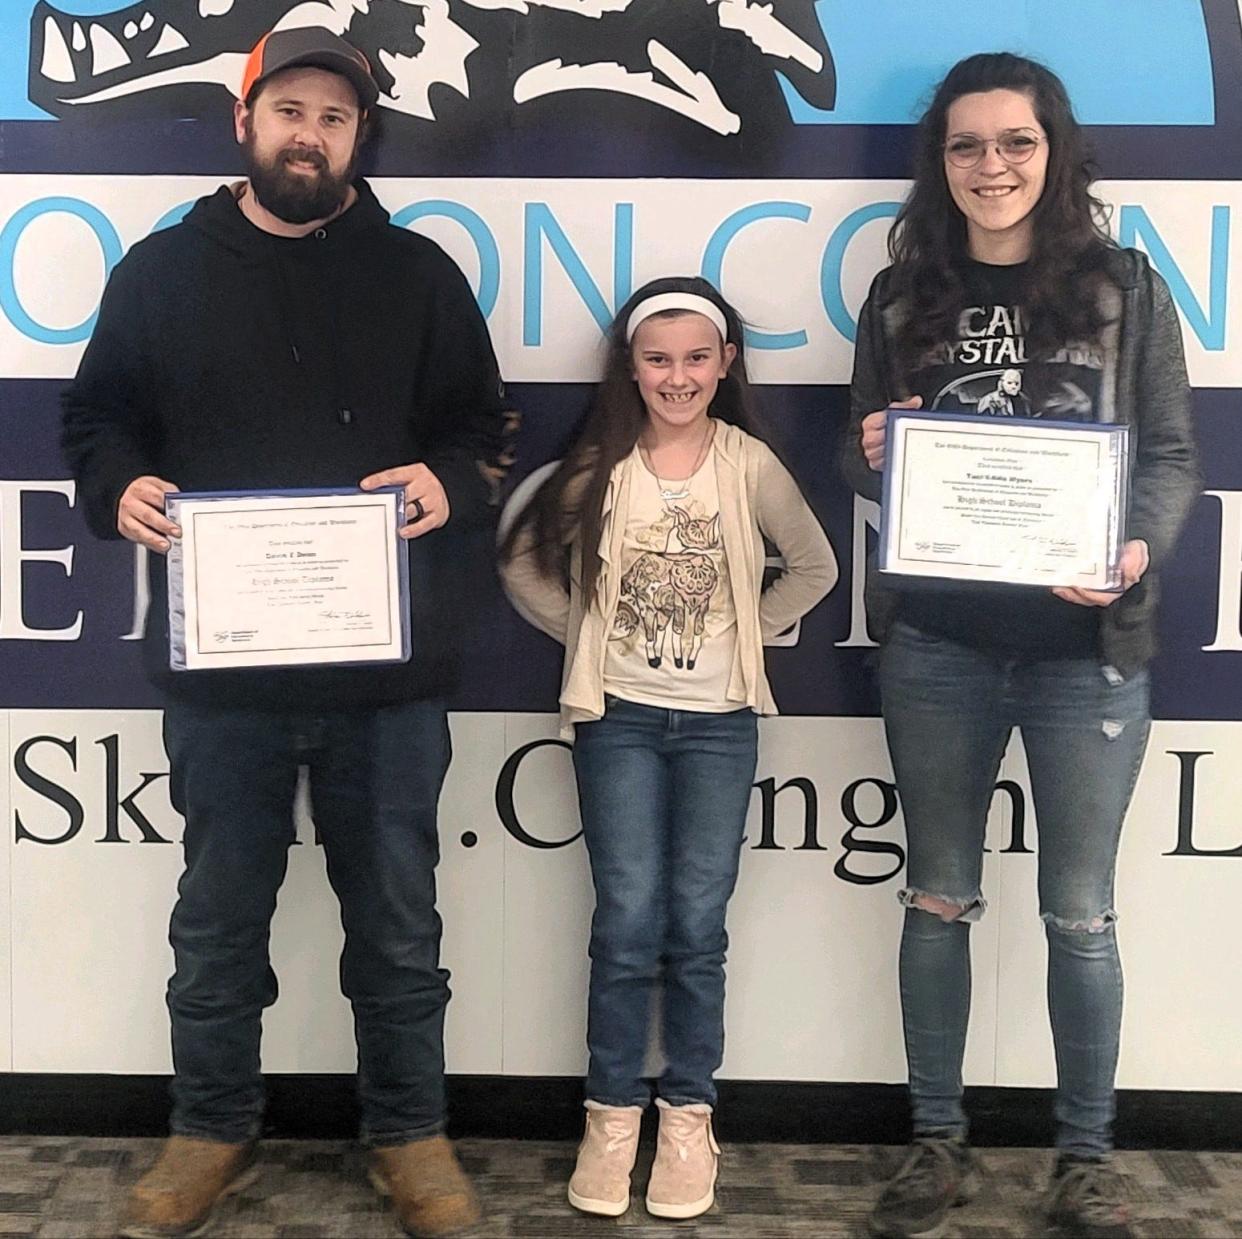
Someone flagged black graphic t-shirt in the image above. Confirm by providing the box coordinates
[896,260,1102,658]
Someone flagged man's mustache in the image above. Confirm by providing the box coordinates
[278,147,329,172]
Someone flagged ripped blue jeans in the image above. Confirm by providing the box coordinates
[880,622,1151,1158]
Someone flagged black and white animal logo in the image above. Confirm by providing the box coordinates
[30,0,835,135]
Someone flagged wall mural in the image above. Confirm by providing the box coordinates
[0,1,1239,1084]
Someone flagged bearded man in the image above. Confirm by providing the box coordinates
[61,27,507,1239]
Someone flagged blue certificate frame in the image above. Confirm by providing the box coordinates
[165,486,411,671]
[878,410,1131,590]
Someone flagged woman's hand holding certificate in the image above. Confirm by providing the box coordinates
[1052,538,1149,608]
[862,397,923,472]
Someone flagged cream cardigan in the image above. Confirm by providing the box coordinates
[501,421,838,737]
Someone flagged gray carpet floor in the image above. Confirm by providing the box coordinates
[2,1137,1241,1237]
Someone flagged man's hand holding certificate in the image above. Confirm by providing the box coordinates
[166,488,411,671]
[879,410,1130,592]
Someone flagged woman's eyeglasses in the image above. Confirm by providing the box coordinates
[944,130,1044,168]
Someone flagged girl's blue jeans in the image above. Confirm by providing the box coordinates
[572,696,758,1108]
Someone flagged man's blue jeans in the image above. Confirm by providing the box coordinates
[880,622,1150,1158]
[572,697,758,1108]
[162,698,452,1147]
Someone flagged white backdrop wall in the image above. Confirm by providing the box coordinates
[5,713,1242,1088]
[1,1,1241,1091]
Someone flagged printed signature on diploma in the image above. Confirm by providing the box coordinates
[318,609,373,621]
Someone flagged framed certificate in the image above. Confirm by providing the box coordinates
[879,411,1130,590]
[165,487,411,671]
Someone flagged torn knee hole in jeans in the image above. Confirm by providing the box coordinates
[899,888,987,923]
[1101,719,1126,740]
[1042,909,1118,934]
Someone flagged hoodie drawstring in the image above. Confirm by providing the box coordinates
[271,240,353,427]
[271,249,303,368]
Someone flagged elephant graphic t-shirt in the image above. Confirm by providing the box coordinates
[603,447,739,711]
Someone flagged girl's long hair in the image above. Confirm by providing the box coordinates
[889,52,1116,369]
[499,275,763,599]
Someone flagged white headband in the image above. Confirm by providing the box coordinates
[625,293,729,345]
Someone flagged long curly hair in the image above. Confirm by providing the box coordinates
[499,275,763,600]
[888,52,1116,369]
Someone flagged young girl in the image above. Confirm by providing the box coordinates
[841,54,1199,1239]
[501,276,836,1220]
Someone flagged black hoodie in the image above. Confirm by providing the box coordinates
[62,180,508,710]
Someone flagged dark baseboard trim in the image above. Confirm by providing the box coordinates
[2,1072,1242,1147]
[2,1075,1240,1149]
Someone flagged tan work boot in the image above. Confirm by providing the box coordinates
[119,1134,257,1238]
[566,1101,644,1216]
[369,1135,482,1238]
[645,1098,720,1219]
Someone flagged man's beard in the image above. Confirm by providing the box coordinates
[243,135,356,225]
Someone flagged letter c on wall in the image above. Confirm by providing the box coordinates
[701,201,811,350]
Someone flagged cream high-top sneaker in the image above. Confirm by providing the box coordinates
[645,1098,720,1220]
[567,1102,644,1217]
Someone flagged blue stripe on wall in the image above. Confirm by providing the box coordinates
[781,0,1215,125]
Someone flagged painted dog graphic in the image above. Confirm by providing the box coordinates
[29,0,834,135]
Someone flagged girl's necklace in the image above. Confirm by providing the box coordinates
[641,420,714,502]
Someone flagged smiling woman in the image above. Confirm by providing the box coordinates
[840,50,1201,1239]
[941,89,1048,265]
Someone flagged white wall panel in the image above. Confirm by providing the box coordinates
[7,709,507,1074]
[10,709,180,1072]
[498,713,591,1076]
[721,717,994,1084]
[437,712,508,1074]
[993,722,1242,1092]
[0,710,11,1072]
[0,176,1236,387]
[5,711,1241,1087]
